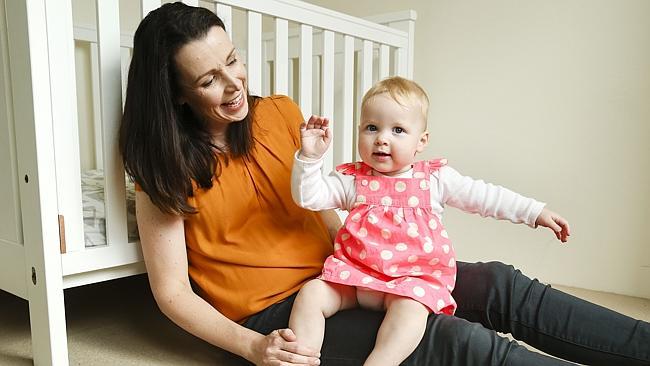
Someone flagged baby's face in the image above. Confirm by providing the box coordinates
[358,93,428,176]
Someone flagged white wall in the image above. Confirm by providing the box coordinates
[306,0,650,299]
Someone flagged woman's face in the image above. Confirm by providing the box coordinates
[174,26,248,138]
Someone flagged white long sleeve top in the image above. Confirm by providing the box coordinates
[291,154,545,228]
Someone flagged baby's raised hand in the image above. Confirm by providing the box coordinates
[535,208,571,243]
[299,115,331,161]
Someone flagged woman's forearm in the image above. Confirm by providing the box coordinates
[153,282,262,362]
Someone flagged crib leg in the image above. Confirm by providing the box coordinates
[24,261,69,366]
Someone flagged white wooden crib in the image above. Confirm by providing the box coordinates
[0,0,415,364]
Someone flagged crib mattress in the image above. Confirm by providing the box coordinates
[81,169,138,247]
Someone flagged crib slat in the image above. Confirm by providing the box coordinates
[247,11,262,95]
[299,24,312,119]
[337,35,355,164]
[361,40,373,96]
[379,44,390,80]
[49,0,85,253]
[321,30,335,171]
[274,18,288,95]
[394,47,407,77]
[96,0,128,247]
[140,0,160,19]
[216,4,233,38]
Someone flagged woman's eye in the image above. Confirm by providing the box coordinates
[202,77,215,87]
[394,127,404,134]
[227,57,237,66]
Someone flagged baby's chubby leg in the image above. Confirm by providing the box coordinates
[364,294,430,366]
[289,279,358,352]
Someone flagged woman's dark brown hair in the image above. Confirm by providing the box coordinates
[119,2,257,215]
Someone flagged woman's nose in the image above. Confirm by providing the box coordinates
[222,70,241,90]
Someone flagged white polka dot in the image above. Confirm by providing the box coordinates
[380,250,393,260]
[395,181,407,192]
[367,214,378,224]
[419,179,429,190]
[432,270,442,278]
[346,246,352,255]
[386,281,396,289]
[407,223,419,238]
[362,276,373,284]
[359,250,367,260]
[448,258,456,267]
[392,213,403,225]
[407,255,418,263]
[411,266,421,273]
[361,179,368,186]
[381,196,392,206]
[416,208,422,216]
[340,271,350,280]
[440,230,449,239]
[404,278,413,282]
[408,196,420,207]
[428,257,440,266]
[351,213,362,222]
[389,264,399,273]
[334,243,341,251]
[368,241,379,246]
[423,237,433,253]
[332,257,341,264]
[437,299,446,311]
[447,285,454,292]
[369,180,380,191]
[381,228,392,239]
[397,208,404,217]
[371,264,379,271]
[414,171,426,179]
[341,233,350,241]
[395,243,408,251]
[429,284,441,290]
[428,219,437,230]
[442,244,450,254]
[358,228,368,237]
[413,286,426,297]
[355,163,361,169]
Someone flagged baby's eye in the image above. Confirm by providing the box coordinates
[366,124,377,132]
[393,127,404,134]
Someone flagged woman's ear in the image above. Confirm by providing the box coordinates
[416,131,429,153]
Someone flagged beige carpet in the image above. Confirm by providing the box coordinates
[0,275,648,365]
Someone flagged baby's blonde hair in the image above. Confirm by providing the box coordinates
[361,76,429,127]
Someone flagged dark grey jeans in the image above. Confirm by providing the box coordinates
[243,261,650,365]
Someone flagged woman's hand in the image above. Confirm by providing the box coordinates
[299,115,331,161]
[535,208,571,243]
[251,328,321,366]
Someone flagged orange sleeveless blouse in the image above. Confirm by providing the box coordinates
[182,96,332,322]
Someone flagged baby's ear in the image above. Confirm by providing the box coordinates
[416,131,429,152]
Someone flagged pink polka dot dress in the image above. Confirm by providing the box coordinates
[318,159,457,315]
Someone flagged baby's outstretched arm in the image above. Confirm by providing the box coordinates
[299,115,331,160]
[535,208,571,243]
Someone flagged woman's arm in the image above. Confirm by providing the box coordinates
[136,191,320,365]
[319,209,342,241]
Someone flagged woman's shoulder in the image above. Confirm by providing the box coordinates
[255,94,300,113]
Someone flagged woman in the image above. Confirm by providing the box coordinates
[119,3,649,365]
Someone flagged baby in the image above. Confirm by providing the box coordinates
[289,76,570,365]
